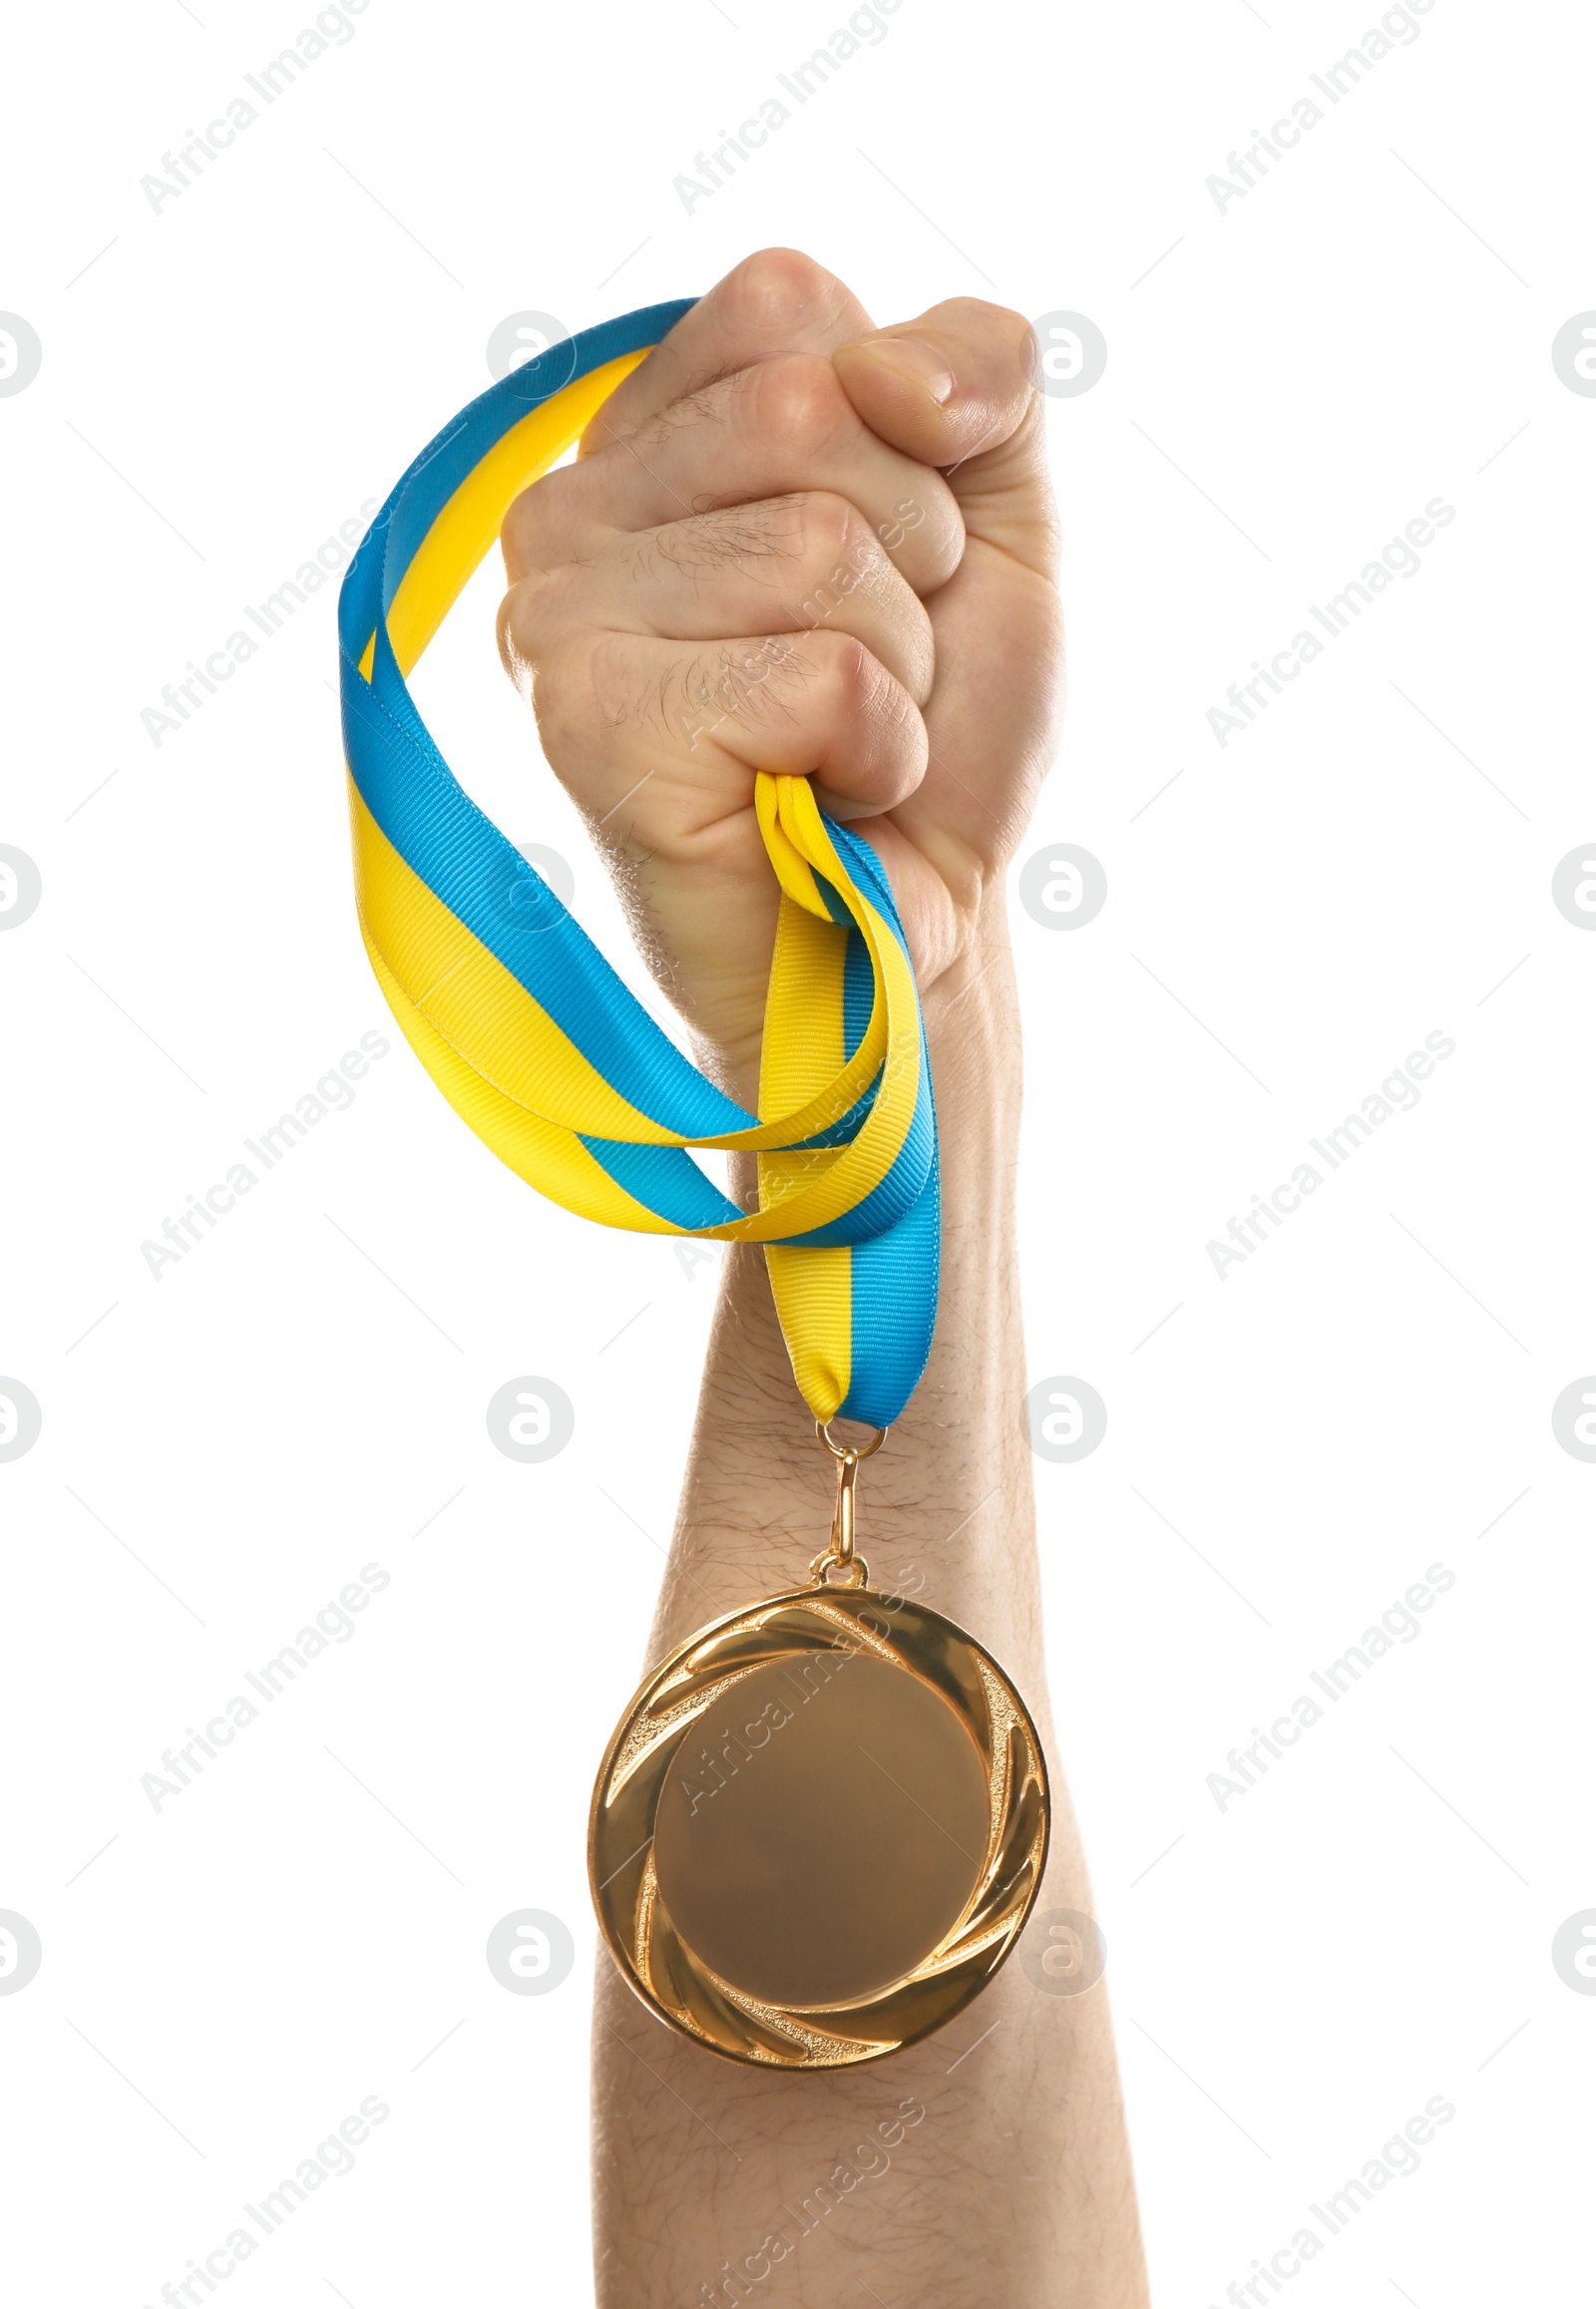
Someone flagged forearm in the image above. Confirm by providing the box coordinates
[593,907,1148,2307]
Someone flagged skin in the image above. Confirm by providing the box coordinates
[499,249,1148,2308]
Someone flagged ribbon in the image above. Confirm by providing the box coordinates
[337,300,939,1427]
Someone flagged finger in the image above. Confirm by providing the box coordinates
[500,491,936,707]
[505,352,964,596]
[522,625,928,843]
[577,247,875,453]
[887,549,1065,871]
[831,298,1056,576]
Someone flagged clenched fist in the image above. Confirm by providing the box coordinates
[496,247,1063,1101]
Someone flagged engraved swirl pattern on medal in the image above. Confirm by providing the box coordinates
[800,1595,903,1660]
[607,1597,885,1797]
[830,1650,1019,1998]
[591,1586,1051,2070]
[697,1982,901,2068]
[902,1658,1048,1987]
[606,1661,768,1798]
[634,1848,659,1987]
[659,1606,1041,2054]
[976,1656,1016,1858]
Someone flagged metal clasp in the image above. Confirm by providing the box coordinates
[808,1418,888,1589]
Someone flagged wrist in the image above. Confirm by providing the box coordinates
[921,901,1023,1122]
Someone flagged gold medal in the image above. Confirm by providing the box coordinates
[589,1426,1049,2068]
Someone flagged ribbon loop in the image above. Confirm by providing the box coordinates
[338,301,939,1427]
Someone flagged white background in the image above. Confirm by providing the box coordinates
[2,0,1592,2301]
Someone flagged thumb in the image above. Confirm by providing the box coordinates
[831,298,1057,577]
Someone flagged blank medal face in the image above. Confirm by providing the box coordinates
[652,1654,991,2008]
[590,1586,1050,2069]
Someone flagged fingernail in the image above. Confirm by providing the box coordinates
[861,334,956,405]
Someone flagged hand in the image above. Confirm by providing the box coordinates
[497,247,1062,1101]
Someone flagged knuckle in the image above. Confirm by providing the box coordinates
[791,494,894,623]
[500,466,576,577]
[813,630,901,723]
[796,489,872,571]
[745,353,854,457]
[496,571,566,675]
[718,247,849,342]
